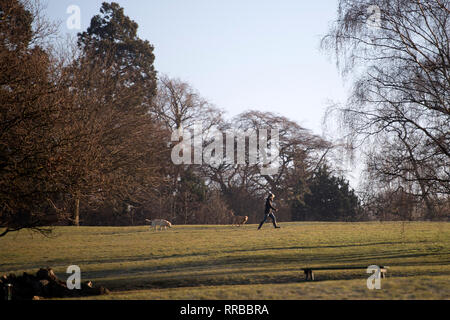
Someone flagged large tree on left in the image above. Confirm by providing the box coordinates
[0,0,68,236]
[63,2,164,226]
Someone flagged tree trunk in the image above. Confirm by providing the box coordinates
[184,194,188,225]
[73,196,80,226]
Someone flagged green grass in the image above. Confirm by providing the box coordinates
[0,222,449,299]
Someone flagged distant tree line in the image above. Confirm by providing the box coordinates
[1,0,447,237]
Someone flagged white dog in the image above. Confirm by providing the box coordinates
[145,219,173,231]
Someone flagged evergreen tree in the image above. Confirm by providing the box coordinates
[77,2,157,112]
[292,166,361,221]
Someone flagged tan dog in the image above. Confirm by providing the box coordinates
[145,219,173,231]
[229,211,248,227]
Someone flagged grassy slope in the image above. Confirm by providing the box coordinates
[0,222,449,300]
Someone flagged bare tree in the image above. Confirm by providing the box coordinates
[51,52,169,226]
[0,1,170,235]
[201,111,332,222]
[322,0,450,219]
[149,75,225,224]
[0,0,68,236]
[152,74,223,131]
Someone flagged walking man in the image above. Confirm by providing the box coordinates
[258,193,280,230]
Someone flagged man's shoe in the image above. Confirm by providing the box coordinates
[274,226,281,229]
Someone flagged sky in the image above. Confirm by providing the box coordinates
[44,0,349,135]
[44,0,359,186]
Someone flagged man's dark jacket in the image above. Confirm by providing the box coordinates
[265,197,276,214]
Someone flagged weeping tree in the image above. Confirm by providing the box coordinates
[200,111,332,222]
[322,0,450,219]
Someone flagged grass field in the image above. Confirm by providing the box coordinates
[0,222,449,300]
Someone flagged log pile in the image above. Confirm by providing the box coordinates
[0,267,110,300]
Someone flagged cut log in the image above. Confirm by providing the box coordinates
[1,268,110,300]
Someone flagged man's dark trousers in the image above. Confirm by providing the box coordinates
[258,213,278,229]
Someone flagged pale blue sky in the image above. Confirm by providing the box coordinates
[45,0,349,137]
[45,0,361,187]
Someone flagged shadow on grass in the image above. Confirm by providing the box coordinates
[78,246,450,292]
[3,244,448,285]
[91,266,450,293]
[3,239,437,271]
[86,248,449,276]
